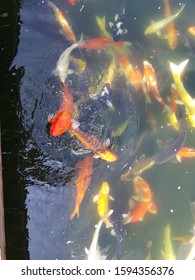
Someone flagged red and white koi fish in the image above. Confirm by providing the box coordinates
[123,176,157,224]
[70,156,93,220]
[143,60,170,111]
[48,1,77,43]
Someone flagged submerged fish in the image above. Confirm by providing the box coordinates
[53,34,84,83]
[70,156,93,220]
[169,59,195,127]
[123,176,157,224]
[121,154,156,181]
[188,26,195,37]
[93,181,114,228]
[81,37,128,51]
[85,209,113,260]
[164,0,178,50]
[155,119,186,164]
[68,0,76,5]
[71,129,118,162]
[144,4,185,35]
[109,0,128,42]
[161,224,176,260]
[48,1,77,43]
[176,147,195,162]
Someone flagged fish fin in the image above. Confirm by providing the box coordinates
[48,114,54,123]
[149,202,157,214]
[169,59,189,79]
[175,99,184,105]
[85,247,89,255]
[93,154,100,159]
[109,195,115,201]
[115,14,119,21]
[123,28,128,34]
[110,229,116,236]
[67,69,74,75]
[175,155,182,162]
[138,217,144,221]
[70,119,80,130]
[106,221,113,229]
[78,33,84,47]
[93,194,99,203]
[109,21,114,28]
[122,214,132,224]
[103,138,111,147]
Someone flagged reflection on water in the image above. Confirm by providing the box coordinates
[2,0,195,259]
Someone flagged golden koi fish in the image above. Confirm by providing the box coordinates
[169,59,195,127]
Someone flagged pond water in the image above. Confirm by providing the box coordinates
[1,0,195,260]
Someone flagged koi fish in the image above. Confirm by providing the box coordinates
[176,147,195,162]
[81,37,127,51]
[123,176,157,224]
[188,26,195,37]
[95,15,112,39]
[154,119,186,164]
[161,224,176,260]
[164,0,178,50]
[68,0,76,5]
[71,129,118,162]
[143,61,169,111]
[70,156,93,220]
[118,55,143,92]
[85,210,113,260]
[53,34,84,83]
[49,83,78,136]
[121,155,156,181]
[144,4,185,35]
[93,181,114,228]
[169,60,195,127]
[109,0,128,42]
[48,1,77,43]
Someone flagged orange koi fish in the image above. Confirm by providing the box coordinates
[188,26,195,37]
[93,181,114,228]
[164,0,178,50]
[71,129,117,162]
[143,61,169,110]
[49,83,77,136]
[118,55,143,92]
[81,37,127,51]
[70,156,93,220]
[123,176,157,224]
[48,1,77,43]
[68,0,76,5]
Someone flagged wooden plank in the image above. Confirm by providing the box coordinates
[0,125,6,260]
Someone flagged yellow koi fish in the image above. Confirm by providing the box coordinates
[95,15,112,39]
[93,182,114,228]
[169,59,195,127]
[144,4,185,35]
[161,224,176,260]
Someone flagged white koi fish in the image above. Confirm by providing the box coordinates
[53,34,84,83]
[85,209,113,260]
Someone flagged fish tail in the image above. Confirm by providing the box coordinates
[77,33,85,47]
[70,206,80,220]
[169,60,189,80]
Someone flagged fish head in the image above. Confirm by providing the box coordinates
[50,111,71,136]
[99,149,118,162]
[101,182,110,195]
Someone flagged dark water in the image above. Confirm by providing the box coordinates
[1,0,195,260]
